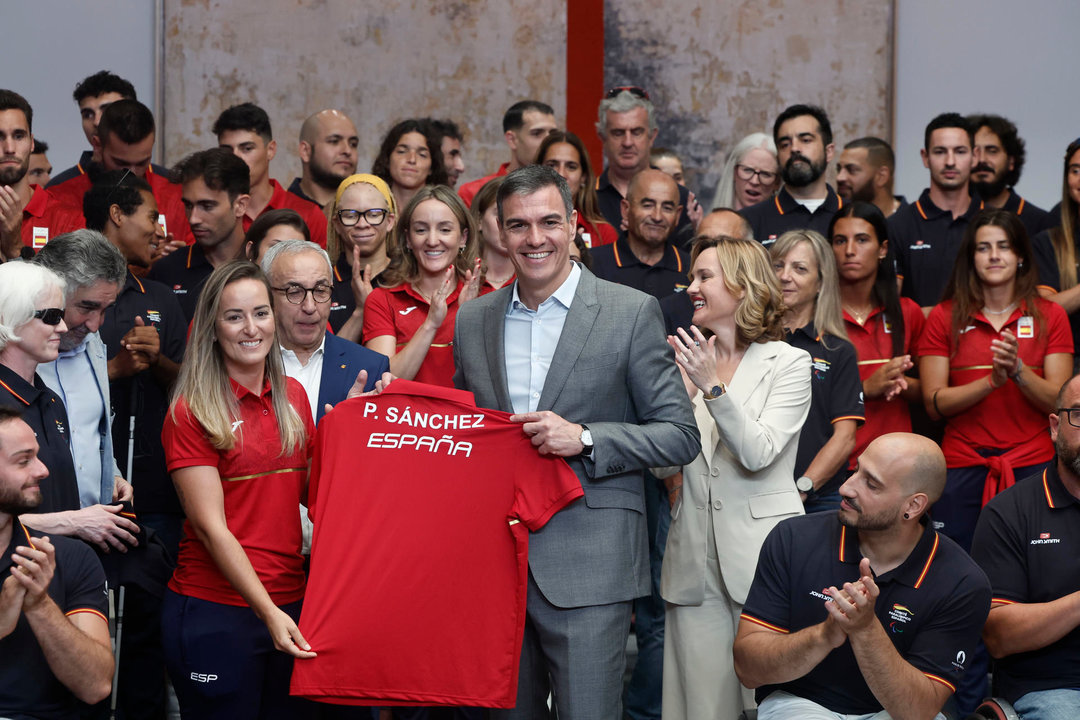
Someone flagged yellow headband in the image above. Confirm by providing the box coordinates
[334,173,396,214]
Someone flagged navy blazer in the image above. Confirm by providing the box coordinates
[316,332,390,423]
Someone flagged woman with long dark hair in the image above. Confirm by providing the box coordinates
[372,119,448,213]
[537,130,617,247]
[1036,138,1080,358]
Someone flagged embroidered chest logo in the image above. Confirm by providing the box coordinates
[399,306,419,316]
[172,285,187,295]
[807,589,831,602]
[887,603,914,633]
[811,357,831,381]
[231,420,244,433]
[1017,316,1034,339]
[911,239,932,250]
[1030,532,1060,545]
[54,418,66,435]
[145,310,162,324]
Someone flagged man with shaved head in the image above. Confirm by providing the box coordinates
[288,108,359,209]
[971,374,1080,717]
[733,433,991,720]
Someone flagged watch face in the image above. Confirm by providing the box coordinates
[796,477,813,492]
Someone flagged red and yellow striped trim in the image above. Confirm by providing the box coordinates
[221,466,306,483]
[66,608,108,623]
[1042,469,1054,509]
[913,533,939,589]
[740,614,789,634]
[924,672,955,692]
[991,598,1017,607]
[832,415,865,424]
[0,378,30,406]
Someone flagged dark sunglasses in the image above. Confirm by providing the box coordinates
[606,85,650,100]
[33,308,65,325]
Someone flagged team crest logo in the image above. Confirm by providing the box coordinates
[811,357,831,381]
[145,310,162,324]
[887,603,914,633]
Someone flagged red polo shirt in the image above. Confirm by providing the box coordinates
[20,185,84,249]
[162,377,315,606]
[243,179,328,248]
[457,163,510,208]
[363,280,464,387]
[842,298,925,469]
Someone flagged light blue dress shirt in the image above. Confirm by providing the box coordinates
[44,342,104,507]
[504,262,581,414]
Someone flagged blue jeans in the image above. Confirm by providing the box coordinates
[1014,688,1080,720]
[625,473,669,720]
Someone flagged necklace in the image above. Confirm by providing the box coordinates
[844,304,874,325]
[982,302,1018,316]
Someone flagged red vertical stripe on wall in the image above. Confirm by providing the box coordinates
[566,0,605,171]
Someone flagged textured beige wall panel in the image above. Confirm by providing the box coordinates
[163,0,567,187]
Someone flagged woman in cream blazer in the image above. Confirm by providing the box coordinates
[660,236,812,720]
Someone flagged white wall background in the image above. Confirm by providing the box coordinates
[893,0,1080,210]
[1,1,158,177]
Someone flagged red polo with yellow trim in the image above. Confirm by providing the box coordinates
[740,512,991,714]
[162,377,314,606]
[20,185,84,250]
[242,179,328,249]
[0,519,109,717]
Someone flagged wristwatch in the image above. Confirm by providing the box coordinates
[702,382,727,400]
[796,476,815,496]
[580,425,594,458]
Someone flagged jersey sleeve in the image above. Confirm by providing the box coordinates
[740,520,796,633]
[901,565,991,691]
[54,537,109,621]
[828,338,865,426]
[970,496,1029,604]
[361,287,397,345]
[161,398,221,472]
[1041,299,1074,355]
[917,303,952,358]
[512,449,584,532]
[1032,230,1061,292]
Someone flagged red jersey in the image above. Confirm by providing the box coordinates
[919,298,1072,459]
[21,185,84,249]
[457,163,509,208]
[292,380,583,707]
[162,377,315,606]
[243,179,329,249]
[362,281,464,387]
[578,215,617,248]
[49,166,194,245]
[843,297,925,469]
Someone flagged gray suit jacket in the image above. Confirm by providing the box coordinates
[453,266,699,608]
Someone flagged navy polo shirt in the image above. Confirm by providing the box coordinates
[1002,189,1054,240]
[287,176,320,208]
[1030,227,1080,349]
[595,168,695,250]
[0,364,79,514]
[888,188,985,308]
[971,463,1080,704]
[661,291,694,336]
[740,185,843,248]
[784,323,864,495]
[742,512,991,715]
[146,242,214,323]
[0,520,109,719]
[590,236,689,301]
[328,252,387,336]
[100,271,188,515]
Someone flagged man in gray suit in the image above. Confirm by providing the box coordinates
[453,165,699,719]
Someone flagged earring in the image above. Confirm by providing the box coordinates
[903,512,910,519]
[459,246,465,255]
[1018,260,1024,270]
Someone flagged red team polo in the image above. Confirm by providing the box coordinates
[20,185,84,249]
[161,377,315,606]
[362,280,465,387]
[291,380,583,707]
[49,167,194,245]
[919,298,1072,464]
[242,179,329,249]
[842,298,926,469]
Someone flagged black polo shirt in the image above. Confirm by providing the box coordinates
[287,177,321,208]
[590,236,689,301]
[784,323,864,495]
[888,188,985,308]
[971,463,1080,704]
[742,512,991,715]
[660,291,694,336]
[595,168,694,249]
[328,251,386,336]
[100,271,188,516]
[1030,227,1080,349]
[0,365,78,514]
[740,185,844,248]
[0,520,109,719]
[1002,189,1054,240]
[146,242,214,322]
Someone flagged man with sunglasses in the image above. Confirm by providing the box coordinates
[971,375,1080,717]
[741,104,842,247]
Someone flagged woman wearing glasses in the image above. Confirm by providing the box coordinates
[0,262,78,513]
[161,260,318,719]
[920,209,1073,552]
[711,133,780,212]
[324,174,397,342]
[363,185,479,387]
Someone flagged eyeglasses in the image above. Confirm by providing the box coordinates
[336,209,388,227]
[1058,408,1080,428]
[272,284,333,305]
[33,308,65,325]
[735,164,778,184]
[606,86,650,100]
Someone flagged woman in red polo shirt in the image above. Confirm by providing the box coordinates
[470,177,516,295]
[363,185,480,387]
[537,131,617,248]
[830,201,925,468]
[920,209,1073,552]
[161,260,317,719]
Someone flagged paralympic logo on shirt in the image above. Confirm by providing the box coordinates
[887,603,914,633]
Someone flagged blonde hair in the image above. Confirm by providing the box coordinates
[326,174,396,264]
[170,260,305,454]
[381,185,478,288]
[690,236,785,347]
[770,230,849,345]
